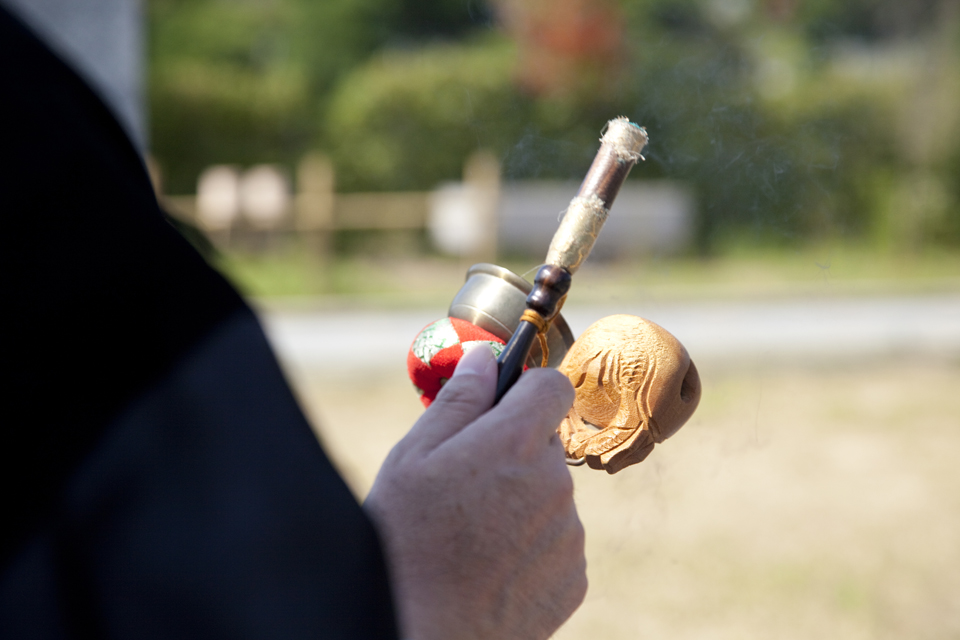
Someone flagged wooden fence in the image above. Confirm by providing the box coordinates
[155,153,693,262]
[158,152,500,263]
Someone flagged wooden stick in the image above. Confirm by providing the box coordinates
[494,118,648,402]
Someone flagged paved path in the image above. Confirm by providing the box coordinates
[259,293,960,374]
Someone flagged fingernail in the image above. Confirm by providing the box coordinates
[453,343,495,378]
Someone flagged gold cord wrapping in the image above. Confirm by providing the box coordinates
[519,309,551,367]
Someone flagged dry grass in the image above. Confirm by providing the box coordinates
[284,355,960,639]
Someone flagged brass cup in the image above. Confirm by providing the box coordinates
[448,263,575,369]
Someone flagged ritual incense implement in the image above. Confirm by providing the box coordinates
[494,117,648,402]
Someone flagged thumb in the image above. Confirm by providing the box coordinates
[404,344,498,454]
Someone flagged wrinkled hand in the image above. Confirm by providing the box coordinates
[365,346,586,640]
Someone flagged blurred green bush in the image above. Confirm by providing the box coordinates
[324,37,529,192]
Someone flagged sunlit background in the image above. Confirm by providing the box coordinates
[8,0,960,637]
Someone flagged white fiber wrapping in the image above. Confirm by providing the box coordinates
[545,194,609,273]
[603,117,648,162]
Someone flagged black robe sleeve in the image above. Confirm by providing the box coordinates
[0,6,398,638]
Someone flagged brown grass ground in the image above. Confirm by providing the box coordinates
[284,355,960,639]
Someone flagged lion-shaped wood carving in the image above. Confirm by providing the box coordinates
[558,314,701,474]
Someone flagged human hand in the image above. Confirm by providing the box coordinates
[365,345,586,640]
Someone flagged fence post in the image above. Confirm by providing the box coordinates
[296,154,336,287]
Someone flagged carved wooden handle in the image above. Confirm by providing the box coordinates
[558,314,701,474]
[494,118,648,403]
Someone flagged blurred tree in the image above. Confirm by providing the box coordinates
[149,0,960,253]
[390,0,494,38]
[493,0,627,97]
[148,0,496,193]
[797,0,944,42]
[150,0,315,192]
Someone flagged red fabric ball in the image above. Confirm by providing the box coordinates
[407,317,506,407]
